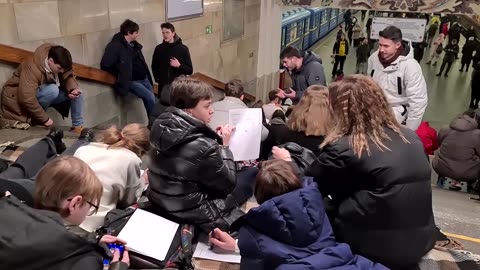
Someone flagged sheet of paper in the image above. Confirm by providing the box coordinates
[117,209,178,261]
[193,242,241,264]
[228,108,263,161]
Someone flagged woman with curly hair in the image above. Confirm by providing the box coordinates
[273,75,436,269]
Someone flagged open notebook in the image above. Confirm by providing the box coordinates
[117,209,179,261]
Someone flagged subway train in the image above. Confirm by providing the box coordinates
[281,7,346,52]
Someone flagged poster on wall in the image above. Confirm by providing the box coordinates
[166,0,203,21]
[370,17,427,42]
[318,0,480,15]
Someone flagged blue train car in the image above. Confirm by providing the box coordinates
[305,7,322,48]
[329,9,340,31]
[319,8,331,38]
[281,8,311,52]
[337,9,345,25]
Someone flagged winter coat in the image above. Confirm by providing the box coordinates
[209,96,268,142]
[368,41,428,130]
[147,107,237,232]
[333,39,349,56]
[305,126,436,269]
[151,35,193,89]
[292,51,326,102]
[462,40,478,63]
[352,24,363,40]
[1,43,78,124]
[232,181,388,270]
[0,196,128,270]
[443,43,459,63]
[427,23,439,38]
[441,23,449,36]
[413,41,428,62]
[416,121,438,155]
[356,44,369,63]
[433,115,480,181]
[449,24,461,42]
[101,33,153,96]
[432,34,445,56]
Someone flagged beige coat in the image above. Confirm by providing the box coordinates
[1,43,78,124]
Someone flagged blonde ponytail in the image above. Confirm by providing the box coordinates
[98,124,150,157]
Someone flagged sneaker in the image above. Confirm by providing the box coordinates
[78,128,95,142]
[47,128,66,154]
[436,73,441,76]
[70,126,84,134]
[459,69,463,72]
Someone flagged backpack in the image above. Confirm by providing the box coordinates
[436,43,443,54]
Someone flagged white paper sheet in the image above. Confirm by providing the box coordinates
[193,242,241,264]
[228,108,263,161]
[117,209,178,261]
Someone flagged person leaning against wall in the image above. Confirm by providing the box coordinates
[1,44,84,133]
[101,19,155,118]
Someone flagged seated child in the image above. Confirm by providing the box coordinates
[0,156,129,270]
[210,159,388,270]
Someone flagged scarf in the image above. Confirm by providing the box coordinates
[378,44,405,68]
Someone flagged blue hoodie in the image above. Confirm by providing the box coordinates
[231,180,388,270]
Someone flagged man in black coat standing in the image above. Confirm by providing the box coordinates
[151,22,193,96]
[101,19,155,117]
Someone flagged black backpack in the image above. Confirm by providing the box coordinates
[436,43,444,54]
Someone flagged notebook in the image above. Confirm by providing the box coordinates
[117,209,179,261]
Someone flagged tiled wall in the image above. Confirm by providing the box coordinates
[0,0,264,97]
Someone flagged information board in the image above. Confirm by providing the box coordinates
[166,0,203,21]
[370,17,427,42]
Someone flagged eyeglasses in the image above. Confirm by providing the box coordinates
[67,198,99,216]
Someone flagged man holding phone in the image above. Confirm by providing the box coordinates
[279,46,326,104]
[152,22,193,96]
[1,44,84,133]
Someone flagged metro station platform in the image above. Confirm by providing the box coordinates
[308,17,480,254]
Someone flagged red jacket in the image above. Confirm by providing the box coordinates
[416,121,438,155]
[441,23,449,36]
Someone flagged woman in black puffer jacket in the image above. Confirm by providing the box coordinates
[147,77,237,232]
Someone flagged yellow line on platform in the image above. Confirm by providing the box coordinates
[443,232,480,244]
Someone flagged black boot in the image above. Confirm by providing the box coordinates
[47,128,66,154]
[78,128,95,142]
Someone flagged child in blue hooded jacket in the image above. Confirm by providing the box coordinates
[210,159,388,270]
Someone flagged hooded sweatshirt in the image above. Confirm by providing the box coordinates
[231,180,388,270]
[292,51,326,102]
[151,35,193,89]
[433,114,480,181]
[368,41,428,130]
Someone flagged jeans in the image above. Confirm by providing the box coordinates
[36,84,84,126]
[332,55,347,76]
[129,78,155,116]
[439,60,452,75]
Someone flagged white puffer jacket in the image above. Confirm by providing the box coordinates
[368,42,428,130]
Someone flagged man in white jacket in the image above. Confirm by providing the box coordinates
[368,26,428,130]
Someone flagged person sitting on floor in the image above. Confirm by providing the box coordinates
[147,77,240,233]
[433,110,480,183]
[0,156,129,270]
[209,159,388,270]
[1,44,84,132]
[74,124,150,232]
[262,90,284,122]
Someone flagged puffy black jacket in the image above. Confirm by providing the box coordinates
[101,33,153,96]
[306,127,436,269]
[147,107,236,232]
[151,35,193,89]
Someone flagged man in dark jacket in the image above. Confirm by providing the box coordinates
[427,22,439,47]
[436,39,459,77]
[460,37,478,72]
[448,23,461,45]
[147,77,238,233]
[101,19,155,116]
[332,34,349,78]
[279,46,326,103]
[151,22,193,95]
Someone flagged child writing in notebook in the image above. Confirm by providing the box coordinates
[209,158,387,270]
